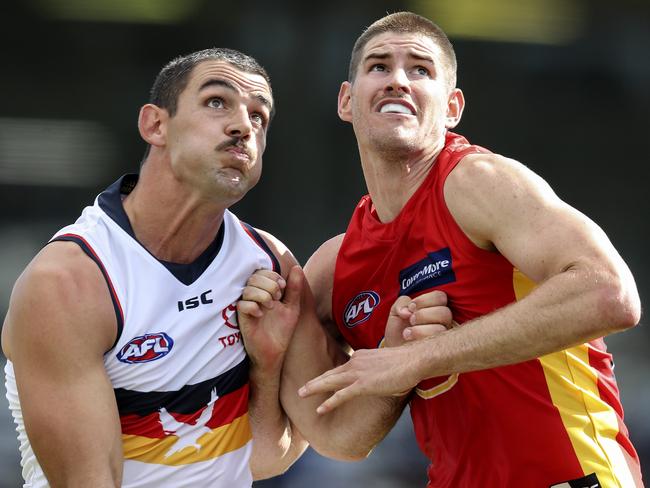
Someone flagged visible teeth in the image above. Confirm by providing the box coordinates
[380,103,413,115]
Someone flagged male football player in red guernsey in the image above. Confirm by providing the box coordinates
[242,11,643,488]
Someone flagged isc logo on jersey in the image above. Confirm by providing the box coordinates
[343,291,380,328]
[117,332,174,364]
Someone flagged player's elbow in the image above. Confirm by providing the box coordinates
[597,275,641,333]
[310,438,374,462]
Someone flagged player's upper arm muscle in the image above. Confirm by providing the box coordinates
[443,154,620,283]
[4,242,122,486]
[304,234,344,329]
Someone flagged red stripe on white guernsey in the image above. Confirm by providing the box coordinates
[58,232,125,324]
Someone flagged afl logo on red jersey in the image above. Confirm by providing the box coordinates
[117,332,174,364]
[343,291,380,328]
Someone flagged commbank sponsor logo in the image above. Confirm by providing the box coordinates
[343,291,380,328]
[117,332,174,364]
[399,248,456,296]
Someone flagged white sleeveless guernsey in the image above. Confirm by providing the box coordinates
[4,175,279,488]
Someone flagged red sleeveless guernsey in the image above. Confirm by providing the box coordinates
[332,132,642,487]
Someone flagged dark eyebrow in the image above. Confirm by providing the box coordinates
[253,94,273,114]
[199,78,273,114]
[409,53,435,64]
[363,51,435,64]
[363,52,391,63]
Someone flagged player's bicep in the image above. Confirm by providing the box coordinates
[445,154,617,282]
[6,245,122,485]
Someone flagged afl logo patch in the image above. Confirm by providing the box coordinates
[343,291,380,328]
[117,332,174,364]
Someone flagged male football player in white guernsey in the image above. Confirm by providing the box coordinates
[1,48,310,488]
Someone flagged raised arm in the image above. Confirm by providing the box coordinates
[299,153,641,409]
[1,243,122,487]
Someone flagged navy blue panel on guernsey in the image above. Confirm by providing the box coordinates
[49,234,124,352]
[97,174,225,286]
[398,247,456,296]
[240,222,280,272]
[114,357,249,416]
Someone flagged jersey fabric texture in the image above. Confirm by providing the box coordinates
[331,132,642,488]
[5,174,278,488]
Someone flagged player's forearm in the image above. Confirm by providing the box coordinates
[413,263,640,378]
[248,365,307,480]
[280,311,407,461]
[283,377,407,461]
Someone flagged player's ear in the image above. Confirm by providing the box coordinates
[445,88,465,129]
[338,81,353,123]
[138,104,168,147]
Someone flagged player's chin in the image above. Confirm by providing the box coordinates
[212,174,255,199]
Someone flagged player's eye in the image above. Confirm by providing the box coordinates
[250,113,266,126]
[370,64,386,72]
[207,97,224,109]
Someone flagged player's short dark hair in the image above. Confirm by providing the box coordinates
[348,11,457,90]
[141,48,273,163]
[149,47,273,117]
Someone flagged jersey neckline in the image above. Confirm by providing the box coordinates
[97,174,225,286]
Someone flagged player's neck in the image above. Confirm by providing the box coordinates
[360,142,443,223]
[122,165,226,264]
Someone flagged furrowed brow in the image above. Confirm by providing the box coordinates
[198,78,237,93]
[409,52,435,64]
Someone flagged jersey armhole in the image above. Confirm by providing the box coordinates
[49,234,124,354]
[239,222,281,273]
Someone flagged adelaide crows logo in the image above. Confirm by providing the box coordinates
[343,291,380,328]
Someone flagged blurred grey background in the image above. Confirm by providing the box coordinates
[1,0,648,486]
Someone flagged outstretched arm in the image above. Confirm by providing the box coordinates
[299,153,641,409]
[1,243,123,487]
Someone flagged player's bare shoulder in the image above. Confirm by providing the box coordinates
[304,234,345,322]
[2,241,118,360]
[305,234,344,286]
[249,228,299,279]
[443,152,556,250]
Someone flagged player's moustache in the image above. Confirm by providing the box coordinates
[216,137,251,158]
[216,137,240,150]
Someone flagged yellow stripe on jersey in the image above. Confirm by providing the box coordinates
[513,267,536,301]
[539,348,633,487]
[122,413,252,466]
[415,373,459,399]
[512,269,632,487]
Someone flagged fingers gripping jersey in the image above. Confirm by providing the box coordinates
[332,132,643,488]
[5,175,278,488]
